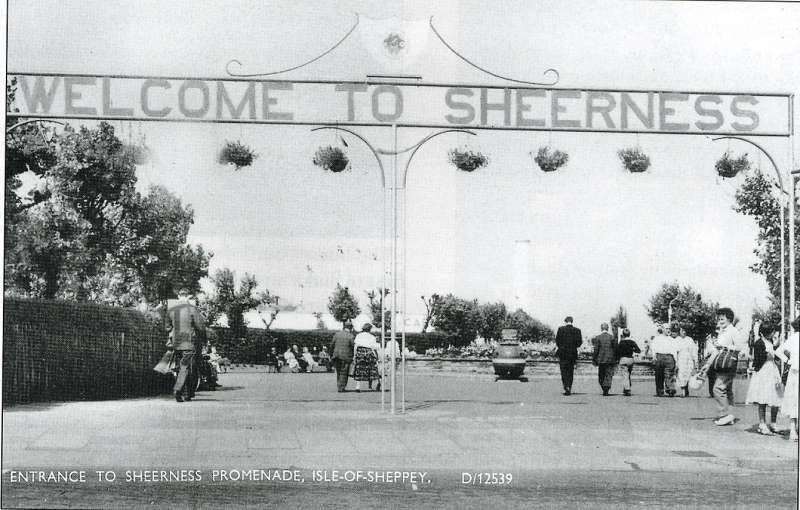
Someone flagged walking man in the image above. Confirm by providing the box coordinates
[616,328,641,396]
[592,323,618,396]
[651,325,679,397]
[555,316,582,395]
[712,307,748,426]
[167,289,205,403]
[329,320,355,392]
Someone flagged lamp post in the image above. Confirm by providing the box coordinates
[668,297,679,326]
[311,125,475,414]
[712,136,793,340]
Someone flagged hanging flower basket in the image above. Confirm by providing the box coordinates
[448,147,489,172]
[617,147,651,173]
[533,146,569,172]
[715,151,750,179]
[313,146,350,173]
[218,140,258,170]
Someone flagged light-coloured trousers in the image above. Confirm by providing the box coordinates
[713,370,736,416]
[618,357,634,391]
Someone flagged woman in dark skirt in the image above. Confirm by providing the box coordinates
[353,323,380,391]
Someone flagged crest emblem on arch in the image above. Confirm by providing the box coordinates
[358,15,430,71]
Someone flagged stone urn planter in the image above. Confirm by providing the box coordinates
[492,329,528,381]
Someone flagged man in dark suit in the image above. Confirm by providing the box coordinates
[555,316,582,395]
[592,323,618,396]
[329,320,355,392]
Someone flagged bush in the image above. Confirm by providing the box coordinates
[3,298,172,404]
[210,326,450,364]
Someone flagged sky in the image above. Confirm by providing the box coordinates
[6,0,800,337]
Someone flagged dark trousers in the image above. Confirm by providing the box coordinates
[334,359,351,391]
[654,354,676,396]
[559,359,576,391]
[598,363,615,392]
[173,350,196,398]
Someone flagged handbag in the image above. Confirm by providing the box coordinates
[712,348,739,372]
[688,371,706,391]
[153,350,176,375]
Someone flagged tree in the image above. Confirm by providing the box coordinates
[327,283,360,325]
[432,294,480,344]
[734,168,799,324]
[202,269,272,338]
[366,288,391,330]
[504,308,555,343]
[4,94,210,305]
[312,312,326,330]
[420,294,442,333]
[647,282,718,349]
[4,199,92,299]
[477,301,507,342]
[609,305,628,339]
[117,185,211,305]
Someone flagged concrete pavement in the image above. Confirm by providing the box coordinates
[2,369,798,507]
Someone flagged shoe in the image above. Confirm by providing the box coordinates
[602,389,609,396]
[175,393,184,403]
[623,390,631,396]
[757,424,774,435]
[768,423,779,434]
[563,390,571,396]
[714,414,735,426]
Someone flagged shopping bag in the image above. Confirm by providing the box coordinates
[153,350,176,375]
[688,371,706,391]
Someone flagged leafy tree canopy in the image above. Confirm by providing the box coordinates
[328,283,360,324]
[647,282,718,344]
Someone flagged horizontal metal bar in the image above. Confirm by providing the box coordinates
[6,71,793,98]
[4,113,791,137]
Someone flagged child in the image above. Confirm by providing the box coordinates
[744,321,783,435]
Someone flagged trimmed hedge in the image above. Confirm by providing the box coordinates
[3,298,173,405]
[210,326,454,364]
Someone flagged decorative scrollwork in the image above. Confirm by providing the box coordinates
[429,16,559,86]
[226,13,360,77]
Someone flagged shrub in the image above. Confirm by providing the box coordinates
[218,140,258,169]
[3,298,172,404]
[313,146,350,173]
[533,146,568,172]
[715,151,750,179]
[618,147,651,173]
[448,147,489,172]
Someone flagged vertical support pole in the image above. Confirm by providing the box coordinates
[381,165,387,413]
[789,94,797,322]
[401,177,407,414]
[781,193,786,340]
[390,123,398,414]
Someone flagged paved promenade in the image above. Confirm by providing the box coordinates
[3,369,798,508]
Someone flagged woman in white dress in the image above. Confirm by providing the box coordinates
[745,321,783,435]
[675,328,698,397]
[778,318,799,441]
